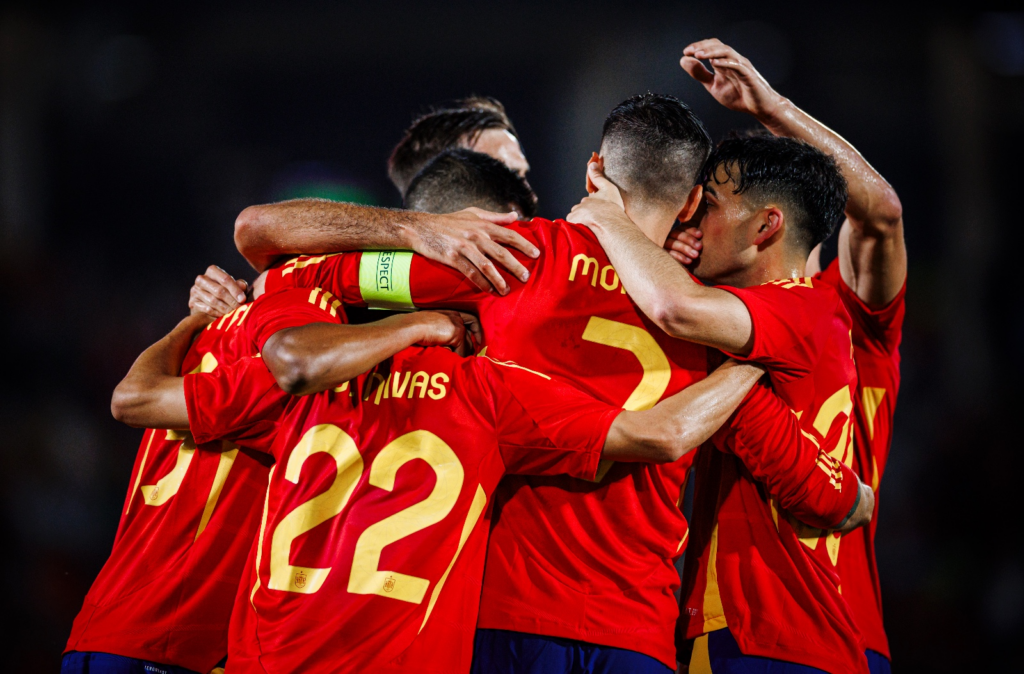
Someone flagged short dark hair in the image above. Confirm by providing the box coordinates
[600,93,712,208]
[388,102,518,196]
[404,148,538,218]
[699,135,848,252]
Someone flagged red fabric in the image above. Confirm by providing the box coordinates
[680,279,869,674]
[265,220,709,667]
[816,259,906,659]
[185,346,619,674]
[716,379,860,532]
[64,288,343,672]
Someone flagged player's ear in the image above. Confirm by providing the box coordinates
[754,207,784,246]
[586,152,602,194]
[677,184,703,224]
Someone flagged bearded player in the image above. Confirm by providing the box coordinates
[206,94,869,673]
[664,39,906,674]
[570,100,869,674]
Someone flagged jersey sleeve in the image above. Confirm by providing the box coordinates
[819,259,906,355]
[184,356,286,455]
[712,379,859,529]
[719,282,831,380]
[247,286,347,350]
[476,358,621,480]
[262,222,542,312]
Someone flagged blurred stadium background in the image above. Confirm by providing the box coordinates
[1,3,1022,671]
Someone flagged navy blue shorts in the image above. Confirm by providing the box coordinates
[62,652,202,674]
[471,628,673,674]
[866,649,891,674]
[689,629,830,673]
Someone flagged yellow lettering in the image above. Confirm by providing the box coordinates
[364,372,386,401]
[392,371,411,398]
[428,372,449,400]
[600,265,619,291]
[409,371,429,399]
[569,254,599,286]
[374,373,391,405]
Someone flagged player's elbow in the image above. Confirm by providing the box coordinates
[234,205,273,271]
[863,188,903,238]
[648,296,692,340]
[263,333,318,396]
[111,379,145,427]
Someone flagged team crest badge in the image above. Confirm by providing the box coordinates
[294,571,307,589]
[383,575,396,593]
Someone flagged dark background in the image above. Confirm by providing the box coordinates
[2,3,1022,671]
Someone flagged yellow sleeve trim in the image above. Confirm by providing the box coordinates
[359,251,415,310]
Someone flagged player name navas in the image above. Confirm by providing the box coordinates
[568,254,627,294]
[335,369,450,405]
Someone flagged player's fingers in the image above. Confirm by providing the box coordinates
[450,257,493,294]
[708,58,748,75]
[461,243,508,295]
[195,275,242,312]
[203,265,247,303]
[464,207,519,225]
[476,235,530,283]
[681,56,715,83]
[190,285,232,317]
[667,239,701,260]
[587,161,613,191]
[483,223,540,259]
[686,38,725,56]
[668,250,694,265]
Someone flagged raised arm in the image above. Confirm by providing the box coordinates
[234,199,539,294]
[567,176,754,355]
[111,314,209,429]
[603,359,765,463]
[680,38,905,306]
[262,310,478,396]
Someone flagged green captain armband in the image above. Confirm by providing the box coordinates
[359,251,416,310]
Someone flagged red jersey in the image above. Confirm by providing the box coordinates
[65,288,342,672]
[184,346,622,674]
[264,220,710,666]
[263,221,864,668]
[680,279,868,674]
[818,260,906,659]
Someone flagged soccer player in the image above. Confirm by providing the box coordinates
[62,271,471,674]
[388,96,530,196]
[112,284,807,672]
[217,94,870,673]
[569,129,868,671]
[671,39,905,673]
[662,40,907,674]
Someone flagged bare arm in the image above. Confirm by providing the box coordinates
[568,187,754,355]
[681,38,906,306]
[111,314,211,429]
[603,359,765,462]
[263,310,478,396]
[234,200,540,294]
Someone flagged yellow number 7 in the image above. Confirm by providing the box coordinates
[582,316,672,481]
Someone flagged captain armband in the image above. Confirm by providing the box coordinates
[359,251,415,310]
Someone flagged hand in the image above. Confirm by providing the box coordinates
[665,225,703,265]
[838,476,876,533]
[411,310,478,355]
[409,207,540,296]
[681,38,784,121]
[567,160,632,228]
[583,155,624,209]
[189,265,249,317]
